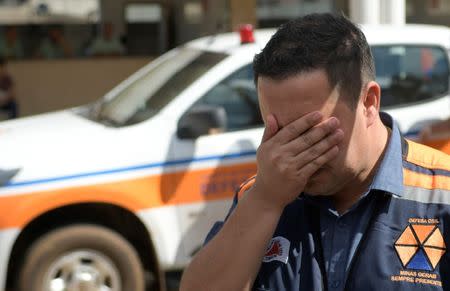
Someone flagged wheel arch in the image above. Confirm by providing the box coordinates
[6,202,163,290]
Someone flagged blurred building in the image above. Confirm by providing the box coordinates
[2,0,450,58]
[2,0,450,118]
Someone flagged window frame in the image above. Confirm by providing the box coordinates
[371,44,450,110]
[182,62,262,135]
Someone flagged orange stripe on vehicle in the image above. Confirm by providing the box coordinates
[0,163,257,229]
[403,168,450,190]
[406,140,450,171]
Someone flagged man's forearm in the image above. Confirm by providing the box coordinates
[181,112,342,290]
[180,186,283,291]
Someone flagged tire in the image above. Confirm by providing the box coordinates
[17,224,145,291]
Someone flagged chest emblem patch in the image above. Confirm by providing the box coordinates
[262,236,290,264]
[394,220,446,271]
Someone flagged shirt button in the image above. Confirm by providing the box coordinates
[332,280,341,288]
[337,220,346,228]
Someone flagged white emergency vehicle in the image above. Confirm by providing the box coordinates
[0,24,449,291]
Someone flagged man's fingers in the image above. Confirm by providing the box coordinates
[261,114,279,142]
[286,117,340,156]
[300,146,339,178]
[273,111,323,143]
[293,129,343,169]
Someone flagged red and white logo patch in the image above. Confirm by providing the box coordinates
[263,236,290,264]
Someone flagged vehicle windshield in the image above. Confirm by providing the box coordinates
[372,45,450,108]
[96,48,227,126]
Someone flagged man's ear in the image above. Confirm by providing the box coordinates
[362,81,381,127]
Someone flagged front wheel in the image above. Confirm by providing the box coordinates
[18,224,145,291]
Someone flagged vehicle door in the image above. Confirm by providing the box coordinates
[168,63,264,262]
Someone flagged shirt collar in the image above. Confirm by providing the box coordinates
[369,112,404,197]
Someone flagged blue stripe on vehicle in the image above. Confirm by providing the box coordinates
[4,150,257,189]
[402,160,450,177]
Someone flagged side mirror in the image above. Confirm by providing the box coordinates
[177,105,227,139]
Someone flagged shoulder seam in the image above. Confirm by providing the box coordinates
[402,160,450,177]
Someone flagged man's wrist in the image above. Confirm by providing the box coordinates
[244,183,286,216]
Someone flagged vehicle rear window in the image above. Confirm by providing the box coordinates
[372,45,449,108]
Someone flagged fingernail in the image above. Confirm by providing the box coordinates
[334,129,344,138]
[312,111,322,120]
[329,117,339,127]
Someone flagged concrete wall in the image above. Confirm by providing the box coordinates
[230,0,256,29]
[407,0,450,26]
[172,0,231,46]
[9,57,151,117]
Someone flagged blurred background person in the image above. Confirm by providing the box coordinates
[0,57,18,119]
[418,118,450,154]
[0,26,24,60]
[419,118,450,141]
[36,26,73,59]
[87,22,125,57]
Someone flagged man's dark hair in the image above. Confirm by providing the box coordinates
[253,13,375,107]
[0,56,6,67]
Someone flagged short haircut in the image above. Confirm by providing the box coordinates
[253,13,375,107]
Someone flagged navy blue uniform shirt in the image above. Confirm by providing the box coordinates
[204,113,450,290]
[305,113,403,291]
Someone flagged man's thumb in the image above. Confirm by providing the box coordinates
[262,114,279,142]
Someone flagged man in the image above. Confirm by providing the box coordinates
[87,22,125,57]
[36,26,73,59]
[0,26,24,60]
[181,13,450,290]
[419,117,450,154]
[0,57,18,119]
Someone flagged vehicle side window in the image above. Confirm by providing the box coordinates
[372,45,450,108]
[190,64,262,132]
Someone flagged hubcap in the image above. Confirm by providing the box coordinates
[44,250,121,291]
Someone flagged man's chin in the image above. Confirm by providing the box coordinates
[304,168,337,196]
[304,182,335,196]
